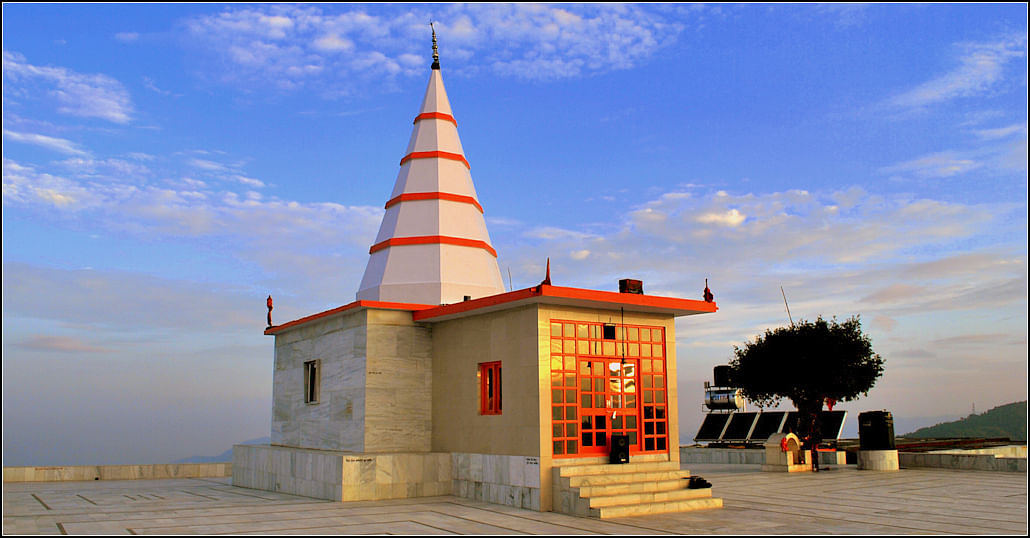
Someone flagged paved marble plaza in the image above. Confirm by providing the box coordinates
[3,463,1026,535]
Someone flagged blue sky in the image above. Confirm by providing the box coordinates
[3,4,1026,466]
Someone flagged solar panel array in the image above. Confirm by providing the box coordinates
[694,410,848,444]
[694,413,731,441]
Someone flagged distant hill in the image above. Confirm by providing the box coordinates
[175,436,270,463]
[902,401,1027,441]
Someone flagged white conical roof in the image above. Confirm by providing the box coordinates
[356,66,504,305]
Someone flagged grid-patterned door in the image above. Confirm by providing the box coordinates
[578,358,638,455]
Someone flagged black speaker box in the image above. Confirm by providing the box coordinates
[609,434,630,464]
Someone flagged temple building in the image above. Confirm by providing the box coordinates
[232,31,722,518]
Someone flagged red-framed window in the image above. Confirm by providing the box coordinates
[479,361,502,415]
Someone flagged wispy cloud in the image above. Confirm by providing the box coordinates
[813,4,870,28]
[2,154,383,287]
[2,50,134,124]
[887,33,1026,110]
[973,123,1027,140]
[880,151,983,178]
[498,185,1020,312]
[2,129,90,156]
[180,4,685,94]
[2,158,105,208]
[15,335,111,353]
[2,262,259,333]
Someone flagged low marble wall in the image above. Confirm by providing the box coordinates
[232,444,451,501]
[680,447,765,464]
[451,453,542,510]
[3,463,230,483]
[858,449,899,471]
[923,445,1027,458]
[900,452,1027,472]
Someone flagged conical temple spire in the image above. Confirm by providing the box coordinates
[356,45,504,305]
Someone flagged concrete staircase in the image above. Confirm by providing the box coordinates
[552,460,723,518]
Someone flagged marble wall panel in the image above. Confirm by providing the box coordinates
[364,318,433,452]
[271,310,369,451]
[448,452,542,511]
[234,445,451,502]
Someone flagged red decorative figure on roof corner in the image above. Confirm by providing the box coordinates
[266,295,273,327]
[703,279,714,303]
[535,258,552,292]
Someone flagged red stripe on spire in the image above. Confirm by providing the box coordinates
[414,112,457,126]
[369,235,497,257]
[400,151,470,169]
[385,192,484,213]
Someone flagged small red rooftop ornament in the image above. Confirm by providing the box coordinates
[535,258,552,292]
[703,279,714,303]
[266,295,274,327]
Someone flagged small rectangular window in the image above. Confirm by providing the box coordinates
[479,361,502,415]
[304,360,320,404]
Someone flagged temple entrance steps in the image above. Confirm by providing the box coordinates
[552,460,724,518]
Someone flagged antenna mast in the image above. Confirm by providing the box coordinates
[781,286,795,327]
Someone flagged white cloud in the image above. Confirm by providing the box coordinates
[695,208,746,227]
[2,158,105,209]
[2,50,134,124]
[505,186,1014,302]
[3,153,381,258]
[180,4,685,93]
[313,34,353,52]
[189,158,229,171]
[486,216,523,227]
[525,226,597,241]
[57,157,151,179]
[233,175,266,188]
[2,129,90,156]
[888,34,1026,110]
[570,249,590,260]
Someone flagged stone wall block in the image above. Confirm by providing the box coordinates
[469,453,483,482]
[375,455,394,484]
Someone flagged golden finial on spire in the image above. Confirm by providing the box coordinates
[430,21,440,70]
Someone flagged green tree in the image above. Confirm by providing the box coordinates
[728,316,885,417]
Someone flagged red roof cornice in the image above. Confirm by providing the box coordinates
[264,300,434,335]
[412,284,718,322]
[264,286,717,335]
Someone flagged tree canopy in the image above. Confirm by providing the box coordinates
[728,316,884,415]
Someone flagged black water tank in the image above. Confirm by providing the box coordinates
[713,365,733,387]
[858,410,896,450]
